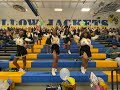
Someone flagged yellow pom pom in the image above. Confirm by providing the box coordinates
[67,77,75,85]
[4,80,7,83]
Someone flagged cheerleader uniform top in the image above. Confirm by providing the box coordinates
[64,31,72,44]
[27,32,33,38]
[44,33,51,38]
[44,33,51,45]
[79,32,92,57]
[51,35,60,45]
[16,37,24,46]
[38,30,43,38]
[80,38,91,46]
[60,31,65,38]
[26,32,34,44]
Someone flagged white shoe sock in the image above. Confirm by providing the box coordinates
[84,68,86,74]
[52,68,56,76]
[68,50,71,54]
[19,68,26,72]
[81,66,83,71]
[81,66,85,74]
[54,68,57,72]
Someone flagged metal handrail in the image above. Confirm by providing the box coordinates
[111,68,120,90]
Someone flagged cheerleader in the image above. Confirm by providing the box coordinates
[37,26,43,45]
[44,30,51,53]
[74,33,81,54]
[51,30,60,76]
[25,29,34,53]
[13,31,27,72]
[79,32,91,74]
[63,26,72,54]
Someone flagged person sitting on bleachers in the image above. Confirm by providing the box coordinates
[106,43,120,66]
[116,28,120,42]
[94,27,100,35]
[2,32,11,52]
[108,30,115,37]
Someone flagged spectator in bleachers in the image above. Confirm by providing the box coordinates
[94,27,100,35]
[2,32,10,52]
[108,30,115,37]
[0,30,3,47]
[116,28,120,42]
[106,43,120,66]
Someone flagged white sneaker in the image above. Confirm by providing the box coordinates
[81,66,85,74]
[84,68,86,74]
[54,68,57,72]
[52,68,56,76]
[23,69,26,72]
[68,50,71,54]
[19,68,26,72]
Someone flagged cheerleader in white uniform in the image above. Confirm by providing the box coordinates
[79,32,91,74]
[44,30,51,53]
[13,31,27,72]
[51,30,60,76]
[63,27,72,54]
[25,29,34,53]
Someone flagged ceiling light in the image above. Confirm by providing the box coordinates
[54,8,63,12]
[116,9,120,12]
[81,8,90,12]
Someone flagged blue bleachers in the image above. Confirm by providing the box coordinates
[22,71,108,83]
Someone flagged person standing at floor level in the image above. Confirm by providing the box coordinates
[13,31,27,72]
[79,31,91,74]
[51,29,60,76]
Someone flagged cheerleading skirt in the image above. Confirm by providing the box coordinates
[51,44,60,55]
[80,45,91,57]
[16,45,27,57]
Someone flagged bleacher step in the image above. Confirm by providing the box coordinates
[0,71,119,83]
[0,60,117,69]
